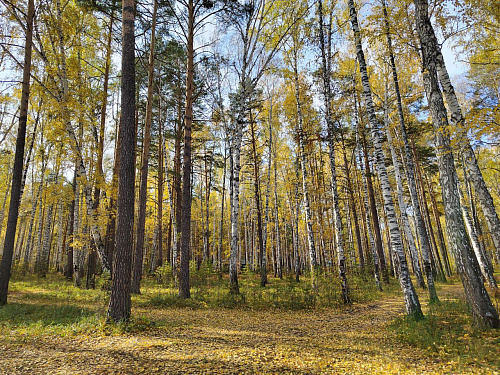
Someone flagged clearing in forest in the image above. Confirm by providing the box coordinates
[0,275,499,374]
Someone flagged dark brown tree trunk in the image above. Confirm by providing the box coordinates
[0,0,34,305]
[178,0,195,298]
[156,112,164,269]
[107,0,136,322]
[131,0,157,294]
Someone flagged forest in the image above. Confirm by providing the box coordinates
[0,0,499,373]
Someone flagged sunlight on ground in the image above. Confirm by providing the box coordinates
[0,277,498,374]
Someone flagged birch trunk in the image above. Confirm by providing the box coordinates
[382,0,436,299]
[433,39,500,265]
[361,127,388,282]
[54,203,65,271]
[426,176,452,276]
[65,169,77,280]
[349,0,422,318]
[229,123,243,293]
[341,137,365,272]
[55,0,110,272]
[459,187,498,290]
[318,0,349,302]
[73,184,83,287]
[292,48,317,275]
[249,112,266,286]
[414,0,499,328]
[218,139,227,273]
[23,160,46,273]
[261,103,273,285]
[386,122,426,289]
[37,203,54,278]
[294,157,301,281]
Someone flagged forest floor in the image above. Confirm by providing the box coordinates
[0,272,499,374]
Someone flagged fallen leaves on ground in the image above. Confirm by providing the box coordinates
[0,283,498,374]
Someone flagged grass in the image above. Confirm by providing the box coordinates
[391,277,500,371]
[0,264,399,337]
[1,268,499,373]
[145,262,402,310]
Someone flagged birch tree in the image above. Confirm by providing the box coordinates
[413,0,499,327]
[348,0,422,319]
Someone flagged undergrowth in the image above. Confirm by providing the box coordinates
[391,294,500,370]
[0,264,407,338]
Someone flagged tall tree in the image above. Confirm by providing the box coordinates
[131,0,158,295]
[0,0,35,305]
[225,0,300,293]
[317,0,350,303]
[413,0,499,327]
[107,0,136,322]
[348,0,423,319]
[381,0,436,300]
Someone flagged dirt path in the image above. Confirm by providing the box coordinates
[0,283,496,374]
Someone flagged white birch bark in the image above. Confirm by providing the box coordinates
[349,0,422,317]
[414,0,499,327]
[413,0,500,263]
[55,0,110,273]
[37,203,54,277]
[292,49,317,273]
[459,187,498,290]
[318,0,349,302]
[54,202,64,271]
[23,162,46,272]
[229,120,244,293]
[382,0,436,299]
[384,107,426,291]
[73,183,83,287]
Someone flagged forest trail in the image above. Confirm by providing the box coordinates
[0,282,496,374]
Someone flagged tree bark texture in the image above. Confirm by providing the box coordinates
[107,0,136,322]
[0,0,34,305]
[131,0,157,294]
[349,0,422,318]
[414,0,499,327]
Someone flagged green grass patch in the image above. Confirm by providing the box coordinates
[391,296,500,370]
[0,265,405,339]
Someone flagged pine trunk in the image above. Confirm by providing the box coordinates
[107,0,136,322]
[131,0,157,294]
[178,0,194,298]
[0,0,34,304]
